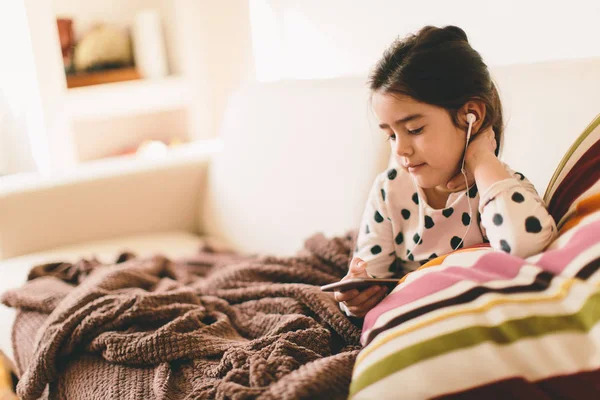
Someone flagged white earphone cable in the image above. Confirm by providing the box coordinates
[453,115,475,250]
[406,115,475,261]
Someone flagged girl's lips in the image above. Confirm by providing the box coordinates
[407,163,425,172]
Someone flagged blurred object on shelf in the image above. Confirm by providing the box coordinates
[136,140,169,159]
[73,24,133,73]
[66,67,141,89]
[113,138,187,159]
[56,18,75,72]
[132,9,169,79]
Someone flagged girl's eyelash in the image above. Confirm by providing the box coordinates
[385,126,424,141]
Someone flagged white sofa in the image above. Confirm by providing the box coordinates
[1,58,599,360]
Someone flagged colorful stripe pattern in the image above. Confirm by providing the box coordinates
[350,114,600,399]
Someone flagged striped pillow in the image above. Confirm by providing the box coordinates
[350,113,600,399]
[545,113,600,230]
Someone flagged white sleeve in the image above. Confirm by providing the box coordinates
[479,171,557,258]
[353,175,397,278]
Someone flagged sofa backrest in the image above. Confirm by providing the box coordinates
[491,57,600,194]
[202,58,600,256]
[201,78,389,256]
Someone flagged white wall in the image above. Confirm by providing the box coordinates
[251,0,600,80]
[248,0,600,193]
[24,0,77,171]
[0,0,60,175]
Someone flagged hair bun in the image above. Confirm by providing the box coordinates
[417,25,469,46]
[442,26,468,42]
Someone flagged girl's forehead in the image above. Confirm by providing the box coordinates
[372,92,436,117]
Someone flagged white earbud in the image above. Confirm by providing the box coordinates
[465,113,476,144]
[452,112,477,251]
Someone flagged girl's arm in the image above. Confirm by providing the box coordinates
[466,129,557,258]
[353,174,398,278]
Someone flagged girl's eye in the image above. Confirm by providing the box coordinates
[408,127,424,135]
[386,134,396,141]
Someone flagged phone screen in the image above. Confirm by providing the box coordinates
[320,278,400,292]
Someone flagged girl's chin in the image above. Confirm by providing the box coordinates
[411,175,448,190]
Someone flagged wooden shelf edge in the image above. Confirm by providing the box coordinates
[66,68,142,89]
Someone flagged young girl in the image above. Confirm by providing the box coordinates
[335,25,557,318]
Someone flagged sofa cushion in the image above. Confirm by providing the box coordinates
[202,78,390,256]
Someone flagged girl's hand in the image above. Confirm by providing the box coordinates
[334,257,388,318]
[446,126,496,191]
[464,126,497,175]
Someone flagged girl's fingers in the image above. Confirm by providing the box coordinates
[334,289,359,302]
[348,258,370,278]
[347,287,388,317]
[344,285,383,307]
[354,286,388,308]
[349,257,363,270]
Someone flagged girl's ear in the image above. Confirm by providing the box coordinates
[460,100,486,133]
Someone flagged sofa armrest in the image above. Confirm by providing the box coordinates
[0,141,220,260]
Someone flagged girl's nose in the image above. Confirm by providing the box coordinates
[394,135,413,157]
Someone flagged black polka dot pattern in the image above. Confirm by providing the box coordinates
[406,250,414,261]
[493,214,503,226]
[462,212,471,226]
[468,185,478,198]
[424,216,435,229]
[395,232,404,245]
[365,225,370,235]
[451,236,463,250]
[388,257,401,273]
[525,216,542,233]
[477,212,482,227]
[388,169,397,180]
[374,211,384,223]
[500,239,511,253]
[381,188,386,202]
[412,193,419,205]
[371,245,382,255]
[512,192,525,203]
[401,209,411,220]
[429,253,438,260]
[442,208,454,218]
[515,172,525,181]
[413,233,422,245]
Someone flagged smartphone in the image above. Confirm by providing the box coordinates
[320,278,400,292]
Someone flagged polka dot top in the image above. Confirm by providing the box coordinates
[353,164,557,278]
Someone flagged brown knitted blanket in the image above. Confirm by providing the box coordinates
[1,233,362,400]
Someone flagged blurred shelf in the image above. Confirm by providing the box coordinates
[66,67,142,89]
[79,138,223,171]
[0,139,224,194]
[65,75,193,120]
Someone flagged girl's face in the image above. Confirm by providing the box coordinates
[372,91,466,190]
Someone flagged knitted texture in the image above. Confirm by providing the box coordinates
[2,232,362,400]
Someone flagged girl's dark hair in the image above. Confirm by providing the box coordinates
[369,25,503,155]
